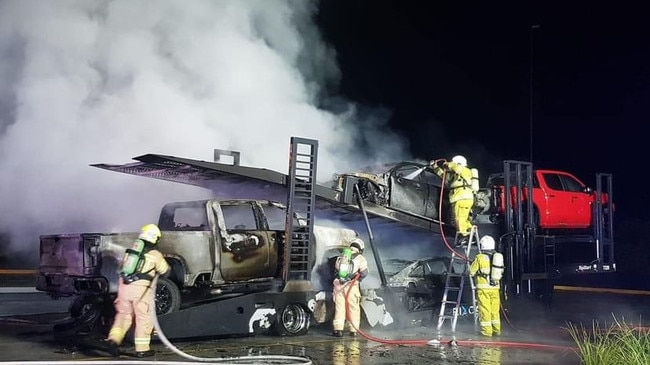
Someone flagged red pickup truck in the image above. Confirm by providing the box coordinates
[483,169,611,230]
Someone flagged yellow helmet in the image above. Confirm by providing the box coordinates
[139,224,162,244]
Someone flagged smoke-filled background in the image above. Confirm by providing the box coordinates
[0,0,420,266]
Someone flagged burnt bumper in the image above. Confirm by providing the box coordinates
[36,274,109,297]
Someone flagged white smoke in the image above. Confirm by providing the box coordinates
[0,0,410,264]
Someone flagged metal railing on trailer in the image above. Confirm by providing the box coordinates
[283,137,319,288]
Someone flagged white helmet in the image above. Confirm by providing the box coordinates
[479,235,495,251]
[451,155,467,167]
[350,237,365,253]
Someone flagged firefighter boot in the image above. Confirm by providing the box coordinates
[102,339,120,358]
[135,350,155,358]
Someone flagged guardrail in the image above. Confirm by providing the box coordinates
[0,269,37,288]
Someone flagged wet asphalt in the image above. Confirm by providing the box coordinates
[3,268,650,364]
[4,286,650,364]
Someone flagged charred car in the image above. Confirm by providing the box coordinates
[333,162,450,222]
[386,257,468,312]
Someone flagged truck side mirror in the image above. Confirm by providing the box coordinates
[583,186,593,194]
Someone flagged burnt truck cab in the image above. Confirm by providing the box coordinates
[36,199,357,317]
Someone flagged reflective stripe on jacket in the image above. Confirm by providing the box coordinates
[469,252,500,290]
[433,162,474,203]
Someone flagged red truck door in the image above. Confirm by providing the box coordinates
[538,172,592,228]
[557,172,592,228]
[538,172,570,227]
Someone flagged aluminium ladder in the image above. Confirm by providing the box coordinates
[436,225,480,333]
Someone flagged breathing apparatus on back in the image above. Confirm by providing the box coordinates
[335,238,365,282]
[120,224,161,284]
[478,235,505,286]
[335,247,355,281]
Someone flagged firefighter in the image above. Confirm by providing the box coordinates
[104,224,170,358]
[332,237,369,337]
[469,235,504,337]
[430,155,475,246]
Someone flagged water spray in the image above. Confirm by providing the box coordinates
[403,166,427,180]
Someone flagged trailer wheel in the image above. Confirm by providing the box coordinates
[155,277,181,315]
[57,295,114,338]
[69,295,96,318]
[274,303,310,336]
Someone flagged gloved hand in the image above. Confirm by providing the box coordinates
[430,159,444,168]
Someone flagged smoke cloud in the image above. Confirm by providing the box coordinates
[0,0,411,265]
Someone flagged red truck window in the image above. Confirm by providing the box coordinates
[560,175,585,192]
[542,172,586,193]
[542,173,564,191]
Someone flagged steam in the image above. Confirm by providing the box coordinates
[0,0,411,265]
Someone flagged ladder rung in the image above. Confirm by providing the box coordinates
[441,298,460,303]
[437,225,481,333]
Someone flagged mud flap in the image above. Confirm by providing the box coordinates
[360,290,394,327]
[313,299,328,324]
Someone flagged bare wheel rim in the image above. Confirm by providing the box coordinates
[156,285,172,314]
[281,304,309,334]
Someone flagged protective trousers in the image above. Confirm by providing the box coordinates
[333,281,361,332]
[476,287,500,336]
[107,279,155,352]
[452,198,474,236]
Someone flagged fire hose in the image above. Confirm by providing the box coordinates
[339,274,575,352]
[146,275,313,364]
[0,276,313,365]
[337,161,575,352]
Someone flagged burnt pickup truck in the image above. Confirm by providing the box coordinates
[36,199,358,337]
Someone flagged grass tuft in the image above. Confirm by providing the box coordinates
[564,315,650,365]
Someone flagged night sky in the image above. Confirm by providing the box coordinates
[316,1,648,221]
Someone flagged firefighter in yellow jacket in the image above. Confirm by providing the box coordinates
[431,155,475,246]
[469,235,504,337]
[105,224,170,357]
[332,238,369,337]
